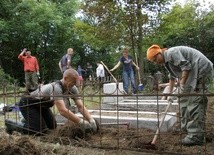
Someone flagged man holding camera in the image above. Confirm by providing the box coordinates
[18,48,40,92]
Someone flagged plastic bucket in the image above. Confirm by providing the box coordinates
[138,84,144,91]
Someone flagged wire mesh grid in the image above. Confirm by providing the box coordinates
[0,77,214,155]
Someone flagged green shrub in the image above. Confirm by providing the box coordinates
[0,67,17,88]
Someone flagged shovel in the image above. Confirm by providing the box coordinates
[134,52,143,91]
[144,99,173,150]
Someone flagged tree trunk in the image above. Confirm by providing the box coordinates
[136,1,144,84]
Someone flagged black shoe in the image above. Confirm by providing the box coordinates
[27,88,36,93]
[131,93,137,95]
[5,119,24,134]
[3,106,13,114]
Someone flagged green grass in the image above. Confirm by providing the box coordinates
[0,111,22,128]
[82,96,101,109]
[0,86,25,105]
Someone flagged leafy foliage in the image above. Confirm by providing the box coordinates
[0,67,16,88]
[143,1,214,74]
[0,0,80,83]
[80,0,171,80]
[1,0,214,86]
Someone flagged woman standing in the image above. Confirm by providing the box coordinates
[110,48,139,94]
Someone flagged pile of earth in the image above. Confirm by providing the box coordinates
[0,97,214,155]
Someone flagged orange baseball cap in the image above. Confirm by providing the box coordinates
[147,44,162,61]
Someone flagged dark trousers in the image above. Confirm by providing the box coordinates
[98,77,105,89]
[19,96,57,134]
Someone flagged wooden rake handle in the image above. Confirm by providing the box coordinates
[134,52,142,85]
[151,99,173,144]
[100,61,118,83]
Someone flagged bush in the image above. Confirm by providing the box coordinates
[0,67,17,88]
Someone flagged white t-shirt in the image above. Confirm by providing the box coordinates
[96,64,105,78]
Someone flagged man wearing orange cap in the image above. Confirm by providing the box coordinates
[147,45,213,146]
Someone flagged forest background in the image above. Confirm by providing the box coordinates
[1,0,214,86]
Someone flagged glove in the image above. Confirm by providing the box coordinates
[89,118,98,132]
[78,119,92,131]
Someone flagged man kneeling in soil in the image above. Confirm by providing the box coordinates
[18,68,97,135]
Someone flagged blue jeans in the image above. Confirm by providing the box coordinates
[123,70,137,94]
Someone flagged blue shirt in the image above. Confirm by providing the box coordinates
[60,54,71,72]
[120,55,134,72]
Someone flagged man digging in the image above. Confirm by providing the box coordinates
[147,45,213,146]
[6,68,97,135]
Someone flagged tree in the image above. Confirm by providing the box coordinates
[155,1,214,60]
[79,0,171,82]
[143,1,214,75]
[0,0,80,83]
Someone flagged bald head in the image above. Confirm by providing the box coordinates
[63,68,78,79]
[62,68,79,88]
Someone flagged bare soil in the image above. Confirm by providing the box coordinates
[0,97,214,155]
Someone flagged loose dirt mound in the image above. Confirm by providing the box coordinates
[54,121,85,140]
[41,121,93,146]
[0,97,214,155]
[0,135,40,155]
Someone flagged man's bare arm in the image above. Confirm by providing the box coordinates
[180,70,190,85]
[75,99,93,122]
[54,99,81,123]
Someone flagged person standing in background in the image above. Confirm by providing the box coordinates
[86,62,94,81]
[18,48,40,92]
[96,61,105,82]
[110,48,139,94]
[59,48,74,73]
[77,65,86,90]
[58,48,75,111]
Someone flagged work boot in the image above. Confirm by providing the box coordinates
[181,136,204,146]
[132,90,137,95]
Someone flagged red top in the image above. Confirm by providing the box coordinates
[18,55,39,72]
